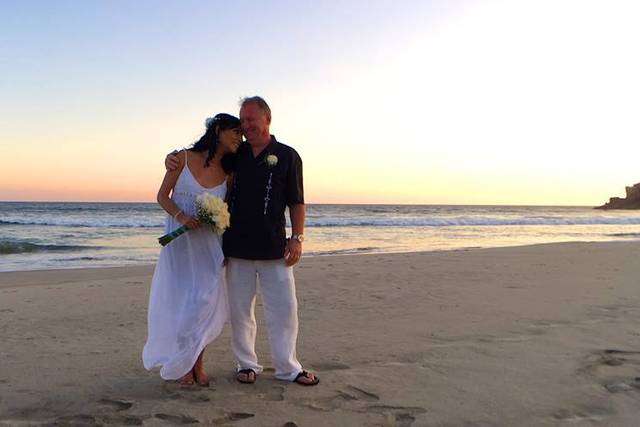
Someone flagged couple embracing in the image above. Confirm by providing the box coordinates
[142,96,318,387]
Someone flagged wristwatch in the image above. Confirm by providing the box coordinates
[290,234,305,243]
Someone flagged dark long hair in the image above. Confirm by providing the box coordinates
[191,113,240,173]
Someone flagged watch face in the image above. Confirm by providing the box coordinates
[294,235,305,242]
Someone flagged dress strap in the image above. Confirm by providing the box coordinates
[183,148,188,168]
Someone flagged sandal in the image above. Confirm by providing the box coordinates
[294,370,319,386]
[236,368,256,384]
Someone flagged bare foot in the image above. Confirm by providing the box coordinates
[193,367,210,387]
[193,349,210,387]
[179,370,195,386]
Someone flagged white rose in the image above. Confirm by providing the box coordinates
[266,154,278,167]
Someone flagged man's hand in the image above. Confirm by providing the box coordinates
[165,151,180,171]
[284,239,302,266]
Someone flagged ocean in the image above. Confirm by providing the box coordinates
[2,202,640,272]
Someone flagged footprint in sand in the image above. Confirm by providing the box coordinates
[339,385,380,402]
[579,349,640,394]
[364,404,428,416]
[99,398,134,411]
[380,412,417,427]
[293,383,426,426]
[263,385,286,402]
[552,405,613,423]
[59,399,146,425]
[101,413,148,425]
[161,384,214,403]
[209,412,255,424]
[178,392,212,403]
[54,414,100,426]
[226,412,255,421]
[294,384,378,412]
[360,404,427,427]
[310,361,351,371]
[154,413,200,424]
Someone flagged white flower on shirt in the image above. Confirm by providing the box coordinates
[266,154,278,167]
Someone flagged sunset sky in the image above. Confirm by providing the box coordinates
[2,0,639,205]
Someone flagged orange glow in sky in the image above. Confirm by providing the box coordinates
[2,1,639,205]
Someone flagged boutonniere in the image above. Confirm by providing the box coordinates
[266,154,278,168]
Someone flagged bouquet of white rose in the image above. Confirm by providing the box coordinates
[158,193,230,246]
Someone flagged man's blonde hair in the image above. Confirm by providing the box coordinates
[240,96,271,120]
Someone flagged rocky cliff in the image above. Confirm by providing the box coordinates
[596,183,640,209]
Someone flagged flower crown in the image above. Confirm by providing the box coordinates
[205,116,218,129]
[205,113,239,129]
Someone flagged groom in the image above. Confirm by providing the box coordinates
[166,96,318,386]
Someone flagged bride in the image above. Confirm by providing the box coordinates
[143,113,242,386]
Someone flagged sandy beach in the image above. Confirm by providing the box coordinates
[1,241,640,426]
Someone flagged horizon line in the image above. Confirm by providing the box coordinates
[0,199,599,208]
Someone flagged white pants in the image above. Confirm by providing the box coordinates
[226,257,303,381]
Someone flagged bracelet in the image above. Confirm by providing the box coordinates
[173,210,183,220]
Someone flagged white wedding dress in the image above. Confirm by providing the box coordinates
[143,152,228,380]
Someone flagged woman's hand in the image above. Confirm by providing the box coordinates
[176,212,200,229]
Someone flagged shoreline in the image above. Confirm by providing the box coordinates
[1,239,639,278]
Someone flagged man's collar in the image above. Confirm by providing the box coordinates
[252,135,277,158]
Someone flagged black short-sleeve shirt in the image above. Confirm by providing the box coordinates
[222,136,304,259]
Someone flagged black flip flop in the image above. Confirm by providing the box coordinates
[294,370,319,386]
[236,368,256,384]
